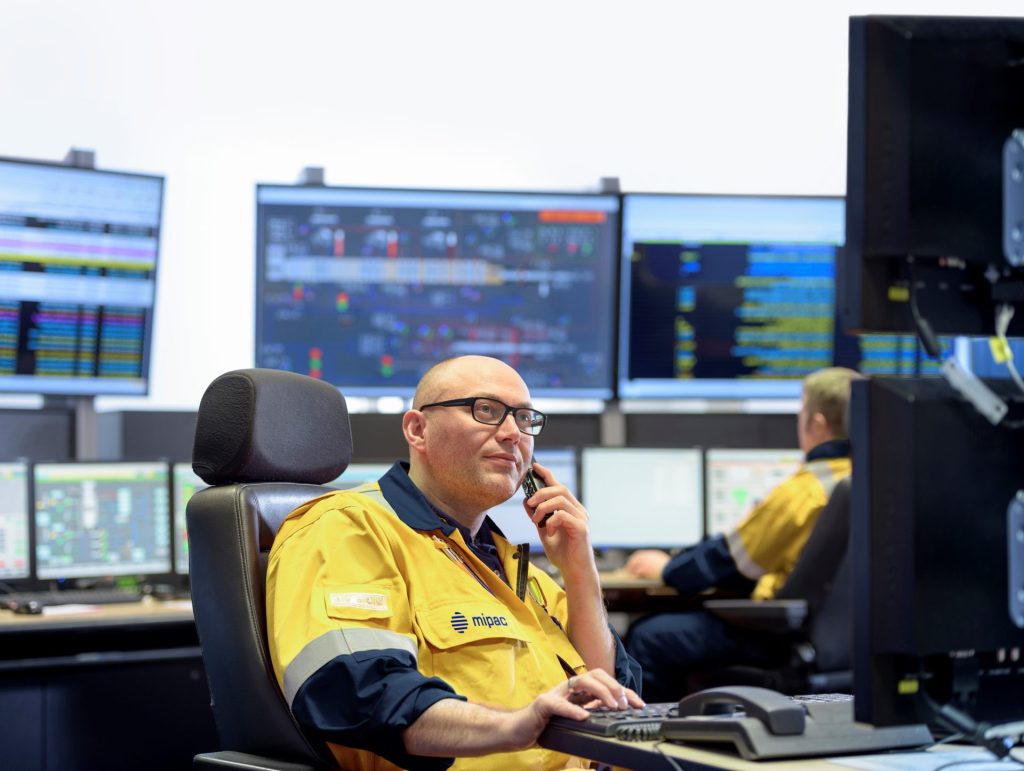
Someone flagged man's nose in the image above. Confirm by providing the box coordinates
[495,410,523,440]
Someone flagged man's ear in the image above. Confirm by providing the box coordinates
[811,411,832,440]
[403,410,427,452]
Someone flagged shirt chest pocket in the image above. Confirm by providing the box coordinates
[416,598,532,651]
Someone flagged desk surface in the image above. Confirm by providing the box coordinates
[0,597,193,632]
[540,724,1001,771]
[0,599,198,672]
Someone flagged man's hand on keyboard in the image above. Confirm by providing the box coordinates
[507,669,645,748]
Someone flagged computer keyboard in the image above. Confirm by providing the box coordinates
[547,689,934,760]
[3,588,144,608]
[548,702,678,739]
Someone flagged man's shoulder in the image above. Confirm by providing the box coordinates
[274,486,390,545]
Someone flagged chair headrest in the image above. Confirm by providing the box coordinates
[192,368,353,486]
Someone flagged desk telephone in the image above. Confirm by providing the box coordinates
[549,685,932,760]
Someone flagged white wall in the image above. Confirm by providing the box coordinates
[1,0,1021,410]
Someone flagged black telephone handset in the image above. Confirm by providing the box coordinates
[676,686,806,736]
[522,464,553,528]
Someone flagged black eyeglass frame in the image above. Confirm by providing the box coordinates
[417,397,547,436]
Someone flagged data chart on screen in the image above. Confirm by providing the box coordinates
[256,186,620,399]
[33,461,171,579]
[704,448,803,535]
[172,462,208,574]
[0,157,164,396]
[0,462,30,580]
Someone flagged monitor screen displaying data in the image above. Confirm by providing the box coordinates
[704,448,803,536]
[0,461,30,580]
[172,462,208,574]
[33,461,171,579]
[619,194,845,398]
[0,157,164,395]
[256,186,620,399]
[581,447,703,548]
[485,448,579,548]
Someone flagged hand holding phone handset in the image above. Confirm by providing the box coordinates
[519,461,594,569]
[520,462,548,527]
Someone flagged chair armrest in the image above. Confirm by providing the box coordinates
[703,598,808,633]
[193,751,329,770]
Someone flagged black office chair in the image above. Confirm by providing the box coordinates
[701,476,854,694]
[187,368,352,770]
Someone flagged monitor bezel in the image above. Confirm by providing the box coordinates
[0,459,32,582]
[254,183,622,401]
[579,444,705,550]
[0,154,165,397]
[31,459,174,583]
[616,191,846,400]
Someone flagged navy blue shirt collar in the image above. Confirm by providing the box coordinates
[805,439,851,462]
[378,461,508,581]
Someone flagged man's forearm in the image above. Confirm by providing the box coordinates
[561,570,616,674]
[402,697,532,757]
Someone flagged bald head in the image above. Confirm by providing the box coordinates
[405,355,535,524]
[413,356,528,408]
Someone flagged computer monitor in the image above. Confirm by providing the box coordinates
[842,16,1024,337]
[968,337,1024,380]
[704,449,803,536]
[851,377,1024,730]
[618,193,847,399]
[581,447,703,549]
[0,156,164,395]
[255,185,620,399]
[0,461,30,580]
[484,448,579,548]
[33,461,172,580]
[171,462,209,575]
[327,462,394,490]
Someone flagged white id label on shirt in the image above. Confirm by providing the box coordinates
[329,592,389,612]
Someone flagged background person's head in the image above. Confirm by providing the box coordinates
[403,356,538,520]
[797,367,864,453]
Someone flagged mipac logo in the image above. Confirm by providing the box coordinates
[450,611,469,634]
[471,614,509,629]
[450,610,511,633]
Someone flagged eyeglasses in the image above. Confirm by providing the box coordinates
[417,397,547,436]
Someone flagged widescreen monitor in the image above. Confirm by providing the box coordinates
[0,461,30,580]
[618,194,844,399]
[843,16,1024,338]
[172,462,209,574]
[581,447,703,549]
[704,448,803,536]
[0,156,164,395]
[33,461,171,579]
[484,448,579,548]
[617,193,946,398]
[256,185,620,399]
[851,377,1024,731]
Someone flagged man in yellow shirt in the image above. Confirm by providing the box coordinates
[624,367,861,702]
[267,355,642,770]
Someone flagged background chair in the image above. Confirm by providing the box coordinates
[700,476,854,694]
[187,368,353,769]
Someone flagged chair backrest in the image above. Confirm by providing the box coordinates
[187,368,353,765]
[776,476,852,612]
[777,476,853,675]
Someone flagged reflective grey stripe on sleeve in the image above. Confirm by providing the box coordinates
[726,527,764,581]
[806,460,841,499]
[283,627,418,707]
